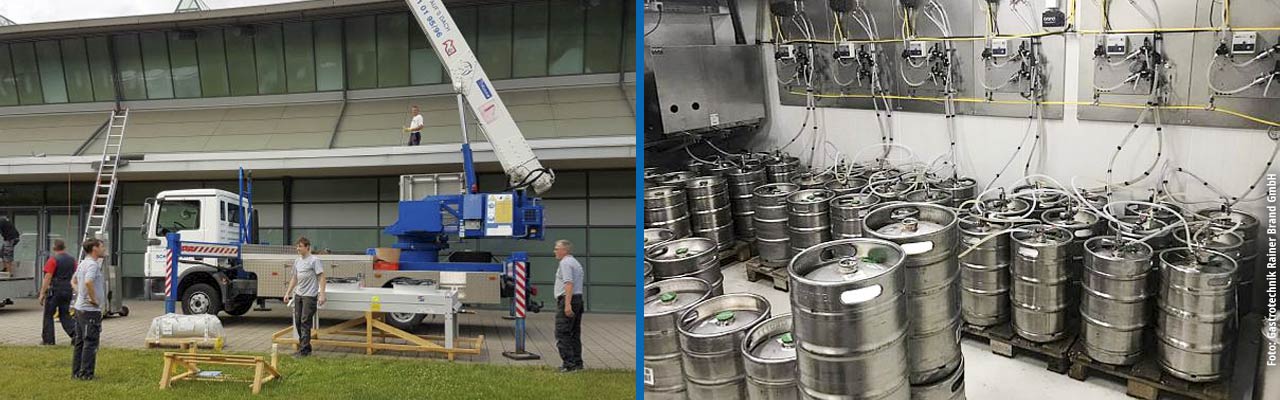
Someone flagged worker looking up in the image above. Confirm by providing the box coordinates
[0,216,19,275]
[403,105,424,146]
[283,237,325,357]
[71,238,107,380]
[552,239,585,372]
[39,239,77,345]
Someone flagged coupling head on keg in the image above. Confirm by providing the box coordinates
[714,311,737,326]
[778,332,796,348]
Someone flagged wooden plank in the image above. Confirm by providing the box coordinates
[160,355,174,389]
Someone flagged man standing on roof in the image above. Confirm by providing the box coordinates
[403,105,424,146]
[0,216,20,275]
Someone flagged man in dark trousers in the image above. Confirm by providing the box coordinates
[402,105,424,146]
[71,238,106,380]
[283,237,325,357]
[38,239,77,345]
[552,239,585,372]
[0,216,19,275]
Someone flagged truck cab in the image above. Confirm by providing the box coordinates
[143,189,259,316]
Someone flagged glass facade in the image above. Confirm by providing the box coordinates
[0,1,632,107]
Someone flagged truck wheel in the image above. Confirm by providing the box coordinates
[119,306,130,317]
[182,283,223,316]
[225,299,254,316]
[386,312,425,331]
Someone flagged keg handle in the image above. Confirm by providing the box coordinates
[645,246,669,258]
[900,240,935,256]
[681,310,701,327]
[840,285,883,305]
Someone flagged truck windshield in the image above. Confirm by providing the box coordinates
[156,200,201,236]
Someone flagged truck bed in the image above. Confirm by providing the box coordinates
[240,247,500,304]
[0,275,33,307]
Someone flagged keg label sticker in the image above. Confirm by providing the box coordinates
[1019,247,1040,259]
[644,367,654,385]
[1075,229,1093,238]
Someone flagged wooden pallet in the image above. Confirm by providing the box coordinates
[961,321,1077,374]
[160,350,281,395]
[146,337,225,352]
[718,240,753,267]
[271,311,483,361]
[744,257,789,291]
[1066,341,1230,400]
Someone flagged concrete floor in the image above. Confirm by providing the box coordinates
[0,299,635,370]
[722,261,1131,399]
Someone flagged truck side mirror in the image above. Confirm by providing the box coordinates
[251,209,260,244]
[141,198,155,236]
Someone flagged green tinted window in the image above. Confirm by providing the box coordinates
[344,16,377,90]
[224,27,258,96]
[113,35,148,100]
[139,32,174,99]
[377,13,410,88]
[624,2,635,71]
[10,42,44,104]
[0,45,17,106]
[60,38,94,103]
[409,23,443,85]
[454,7,478,50]
[196,28,230,97]
[587,283,634,312]
[586,256,635,285]
[283,22,317,93]
[588,227,634,256]
[254,24,287,95]
[86,37,115,101]
[584,0,622,73]
[35,41,68,103]
[478,5,513,79]
[547,0,585,75]
[289,228,380,253]
[512,1,549,78]
[314,19,344,91]
[168,32,201,98]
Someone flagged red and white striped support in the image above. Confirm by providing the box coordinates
[179,243,239,258]
[164,248,174,300]
[514,261,527,318]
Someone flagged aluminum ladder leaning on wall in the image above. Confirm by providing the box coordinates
[81,108,131,317]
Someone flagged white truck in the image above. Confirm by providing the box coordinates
[139,175,505,330]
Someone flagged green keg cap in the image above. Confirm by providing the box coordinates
[659,292,677,303]
[780,332,794,344]
[676,247,689,255]
[715,311,735,322]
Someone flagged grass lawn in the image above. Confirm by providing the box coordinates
[0,345,635,399]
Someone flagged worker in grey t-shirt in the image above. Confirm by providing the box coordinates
[552,239,585,372]
[70,238,108,380]
[283,237,325,357]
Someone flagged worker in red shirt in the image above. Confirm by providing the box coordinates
[38,239,77,345]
